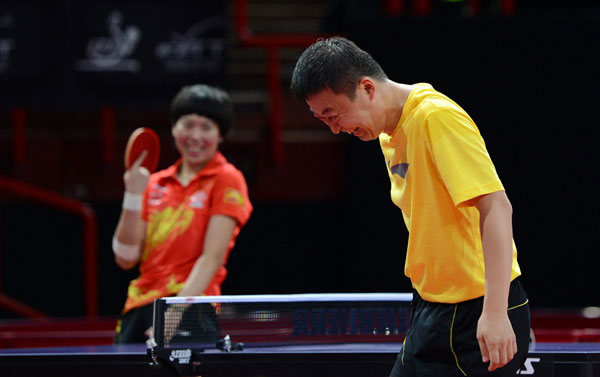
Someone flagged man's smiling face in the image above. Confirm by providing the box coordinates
[306,81,383,141]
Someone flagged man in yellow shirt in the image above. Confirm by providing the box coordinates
[291,37,530,376]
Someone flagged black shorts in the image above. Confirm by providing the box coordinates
[114,301,221,345]
[390,278,530,377]
[114,302,154,344]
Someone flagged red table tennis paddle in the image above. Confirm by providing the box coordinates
[124,127,160,172]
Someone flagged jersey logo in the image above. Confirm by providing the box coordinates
[388,161,409,178]
[224,187,245,206]
[189,190,208,209]
[148,184,168,207]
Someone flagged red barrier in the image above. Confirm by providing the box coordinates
[0,317,117,348]
[412,0,432,15]
[234,0,333,164]
[0,176,98,318]
[501,0,516,15]
[462,0,517,15]
[384,0,405,16]
[0,293,47,319]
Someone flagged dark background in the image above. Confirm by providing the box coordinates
[0,1,599,318]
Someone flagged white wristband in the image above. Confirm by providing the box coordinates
[112,237,141,261]
[123,192,143,212]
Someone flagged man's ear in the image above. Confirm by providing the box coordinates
[359,77,376,98]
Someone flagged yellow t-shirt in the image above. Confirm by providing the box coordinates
[379,83,521,303]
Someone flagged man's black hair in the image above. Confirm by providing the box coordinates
[290,37,387,101]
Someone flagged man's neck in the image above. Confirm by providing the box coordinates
[382,81,414,135]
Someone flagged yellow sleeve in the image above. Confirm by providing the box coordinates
[424,108,504,206]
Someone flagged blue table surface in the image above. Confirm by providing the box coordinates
[1,342,599,356]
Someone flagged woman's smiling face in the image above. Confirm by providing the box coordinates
[172,114,222,169]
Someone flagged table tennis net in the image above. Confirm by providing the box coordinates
[152,293,412,350]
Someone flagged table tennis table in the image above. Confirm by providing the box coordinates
[1,341,599,376]
[2,293,599,376]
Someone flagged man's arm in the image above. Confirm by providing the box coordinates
[472,190,517,372]
[176,214,237,297]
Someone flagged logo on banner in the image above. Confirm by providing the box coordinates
[154,16,224,73]
[76,11,141,72]
[0,12,15,73]
[516,357,541,375]
[168,349,191,364]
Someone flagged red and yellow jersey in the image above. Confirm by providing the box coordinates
[379,83,521,304]
[122,152,252,313]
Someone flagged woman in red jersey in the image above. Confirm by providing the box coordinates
[112,84,253,343]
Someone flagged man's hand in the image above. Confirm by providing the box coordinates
[476,308,517,371]
[472,191,516,371]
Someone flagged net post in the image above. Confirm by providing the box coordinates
[153,298,165,347]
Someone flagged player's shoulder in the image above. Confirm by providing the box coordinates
[418,92,459,114]
[214,159,247,184]
[417,96,470,130]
